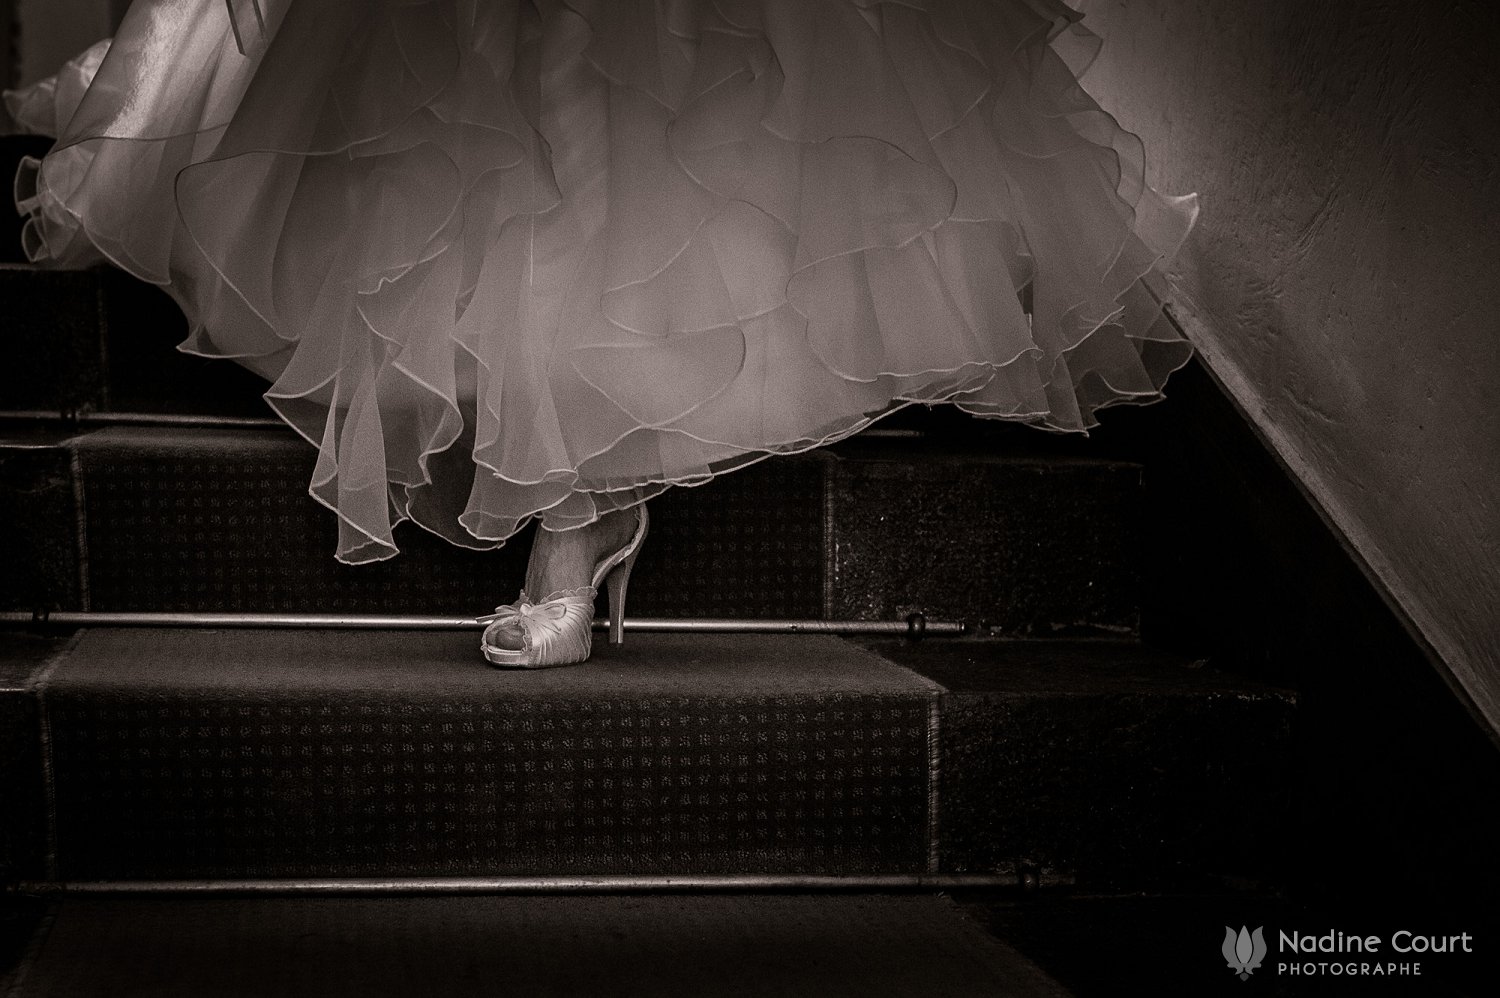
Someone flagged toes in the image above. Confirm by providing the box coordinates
[485,622,526,653]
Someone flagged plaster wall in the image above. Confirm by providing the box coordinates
[1078,0,1499,728]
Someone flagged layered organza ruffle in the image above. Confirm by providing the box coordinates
[8,0,1198,563]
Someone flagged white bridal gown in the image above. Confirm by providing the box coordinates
[9,0,1197,563]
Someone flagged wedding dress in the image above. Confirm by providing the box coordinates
[9,0,1198,564]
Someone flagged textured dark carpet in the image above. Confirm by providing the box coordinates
[40,631,938,879]
[3,894,1067,997]
[867,639,1296,890]
[70,426,825,618]
[3,423,1143,632]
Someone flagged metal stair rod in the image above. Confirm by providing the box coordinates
[1,611,964,635]
[21,872,1067,895]
[0,409,284,430]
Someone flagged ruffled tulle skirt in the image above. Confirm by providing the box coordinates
[9,0,1197,563]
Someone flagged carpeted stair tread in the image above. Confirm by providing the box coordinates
[2,894,1068,998]
[0,631,1296,889]
[28,631,937,881]
[49,628,937,697]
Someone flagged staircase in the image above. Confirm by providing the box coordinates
[0,259,1298,993]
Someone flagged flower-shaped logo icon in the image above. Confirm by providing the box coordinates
[1222,926,1267,981]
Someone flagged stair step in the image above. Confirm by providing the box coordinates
[2,426,1145,634]
[0,629,1293,888]
[0,265,271,418]
[870,639,1297,888]
[0,894,1068,998]
[17,629,937,882]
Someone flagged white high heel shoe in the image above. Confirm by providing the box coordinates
[477,506,649,668]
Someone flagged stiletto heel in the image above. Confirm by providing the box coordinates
[478,505,649,667]
[596,505,647,646]
[604,543,641,645]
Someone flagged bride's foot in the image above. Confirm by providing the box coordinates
[522,509,641,603]
[478,506,649,667]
